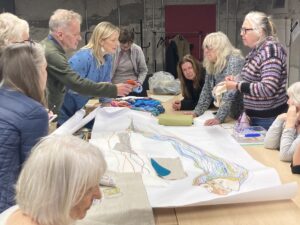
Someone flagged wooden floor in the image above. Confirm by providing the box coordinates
[153,95,300,225]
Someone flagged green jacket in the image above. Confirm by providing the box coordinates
[40,37,117,114]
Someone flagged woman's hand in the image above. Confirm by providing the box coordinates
[225,80,237,90]
[204,118,221,126]
[225,75,235,81]
[277,113,287,121]
[172,100,181,111]
[184,111,197,118]
[285,105,298,128]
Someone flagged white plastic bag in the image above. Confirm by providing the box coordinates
[149,71,180,95]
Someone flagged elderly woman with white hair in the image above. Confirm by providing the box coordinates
[225,11,288,130]
[0,12,29,81]
[0,12,29,49]
[264,82,300,162]
[191,31,244,126]
[0,135,107,225]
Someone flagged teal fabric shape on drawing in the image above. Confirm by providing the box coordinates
[151,158,171,177]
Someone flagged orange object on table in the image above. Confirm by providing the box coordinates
[126,79,137,85]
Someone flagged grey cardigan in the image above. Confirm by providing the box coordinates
[111,43,148,84]
[264,117,300,162]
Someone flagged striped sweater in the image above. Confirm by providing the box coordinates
[240,36,288,118]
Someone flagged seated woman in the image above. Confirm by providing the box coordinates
[111,28,148,96]
[225,11,288,130]
[264,82,300,162]
[192,32,244,126]
[0,135,107,225]
[0,43,48,212]
[172,54,206,111]
[58,22,120,126]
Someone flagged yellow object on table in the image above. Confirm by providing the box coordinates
[158,114,193,126]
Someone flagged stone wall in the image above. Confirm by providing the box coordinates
[4,0,300,83]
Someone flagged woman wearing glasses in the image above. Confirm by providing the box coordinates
[225,11,288,130]
[191,32,244,126]
[0,43,48,212]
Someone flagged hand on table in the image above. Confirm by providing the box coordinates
[204,118,221,126]
[184,111,197,118]
[172,100,181,111]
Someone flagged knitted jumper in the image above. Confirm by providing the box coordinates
[240,36,288,118]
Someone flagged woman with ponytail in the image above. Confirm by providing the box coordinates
[225,11,288,130]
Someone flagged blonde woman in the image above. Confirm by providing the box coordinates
[225,11,288,130]
[192,32,244,126]
[264,82,300,162]
[0,135,107,225]
[58,21,120,126]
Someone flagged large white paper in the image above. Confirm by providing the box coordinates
[62,107,298,207]
[52,107,99,135]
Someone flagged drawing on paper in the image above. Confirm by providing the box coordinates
[100,121,248,195]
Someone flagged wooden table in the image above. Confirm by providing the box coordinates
[153,94,300,225]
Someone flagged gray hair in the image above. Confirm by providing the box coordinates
[15,135,107,225]
[287,82,300,106]
[0,42,47,105]
[0,12,29,48]
[49,9,82,33]
[245,11,277,39]
[202,31,243,75]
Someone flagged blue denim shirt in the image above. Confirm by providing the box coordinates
[58,48,112,125]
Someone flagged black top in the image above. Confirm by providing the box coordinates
[180,70,205,110]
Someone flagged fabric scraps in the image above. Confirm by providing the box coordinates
[110,98,165,116]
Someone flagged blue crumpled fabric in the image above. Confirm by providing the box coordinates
[115,98,165,116]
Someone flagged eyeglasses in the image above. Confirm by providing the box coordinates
[12,38,34,45]
[240,28,255,35]
[11,39,36,53]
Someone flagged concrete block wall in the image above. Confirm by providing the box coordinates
[7,0,300,83]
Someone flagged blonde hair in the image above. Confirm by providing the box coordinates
[202,31,242,75]
[245,11,277,41]
[287,82,300,106]
[49,9,82,34]
[0,12,29,48]
[16,135,107,225]
[84,21,120,65]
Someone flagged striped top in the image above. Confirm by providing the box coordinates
[240,36,288,118]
